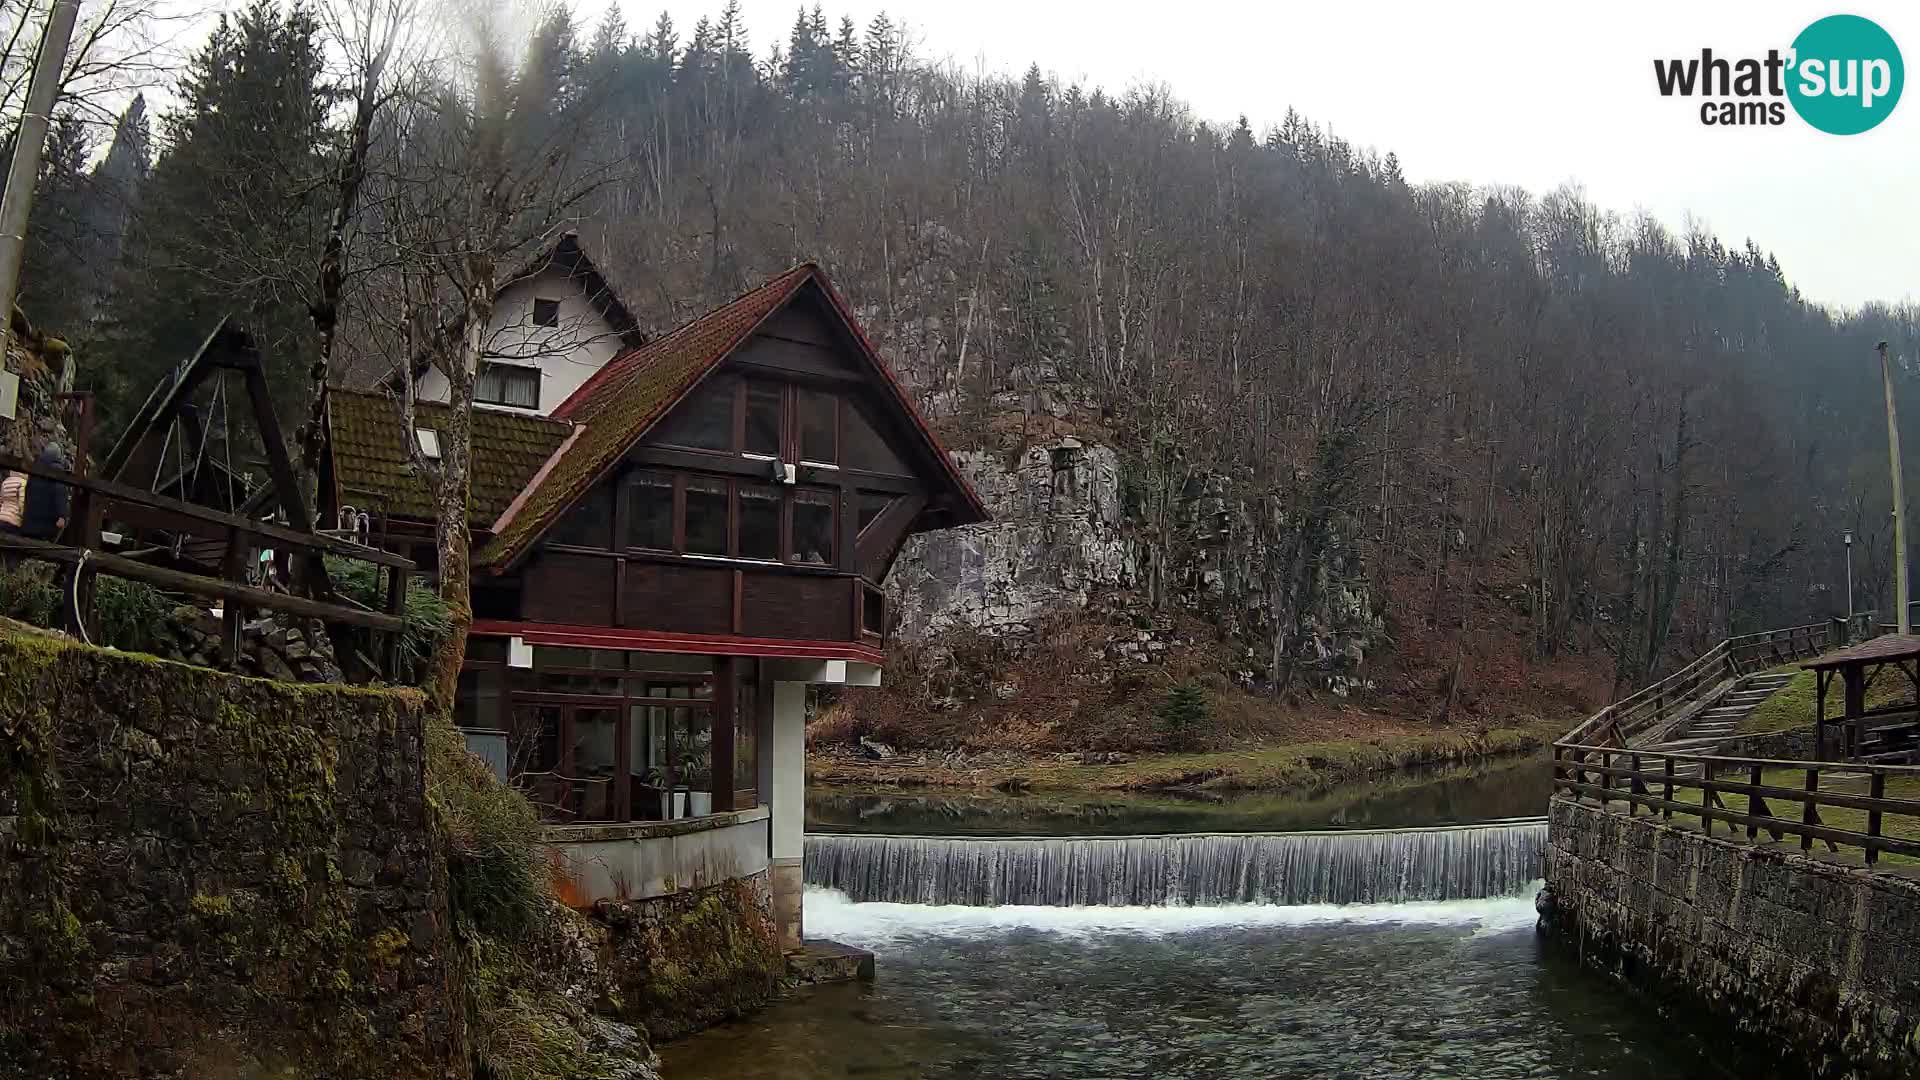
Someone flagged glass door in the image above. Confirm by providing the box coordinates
[570,706,619,821]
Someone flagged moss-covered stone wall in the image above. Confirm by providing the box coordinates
[596,874,785,1043]
[0,631,465,1079]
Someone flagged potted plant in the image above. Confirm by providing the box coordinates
[637,766,674,819]
[684,757,712,817]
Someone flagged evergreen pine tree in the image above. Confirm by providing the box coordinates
[16,112,94,335]
[92,0,330,436]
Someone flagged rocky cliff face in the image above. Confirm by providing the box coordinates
[890,439,1130,641]
[888,430,1385,690]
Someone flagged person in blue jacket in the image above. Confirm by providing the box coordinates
[21,443,70,540]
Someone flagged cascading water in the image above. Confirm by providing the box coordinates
[804,818,1545,906]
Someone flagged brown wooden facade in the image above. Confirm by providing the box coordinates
[329,264,987,824]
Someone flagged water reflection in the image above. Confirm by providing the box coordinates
[806,753,1552,836]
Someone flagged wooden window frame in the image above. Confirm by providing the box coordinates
[464,655,748,823]
[475,361,541,410]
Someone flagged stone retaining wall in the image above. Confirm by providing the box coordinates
[0,630,462,1079]
[1542,796,1920,1079]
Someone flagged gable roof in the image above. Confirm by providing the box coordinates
[516,231,646,349]
[326,387,572,522]
[379,231,645,391]
[477,263,989,569]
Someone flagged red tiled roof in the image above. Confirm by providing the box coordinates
[477,264,988,569]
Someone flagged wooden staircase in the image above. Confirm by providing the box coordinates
[1644,671,1798,775]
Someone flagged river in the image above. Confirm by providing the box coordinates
[663,757,1757,1079]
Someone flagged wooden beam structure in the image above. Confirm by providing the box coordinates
[0,531,404,632]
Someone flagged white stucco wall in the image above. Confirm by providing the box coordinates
[414,265,626,416]
[549,807,772,903]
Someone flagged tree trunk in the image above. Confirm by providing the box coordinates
[425,272,492,714]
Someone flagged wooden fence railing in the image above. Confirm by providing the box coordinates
[1552,744,1920,864]
[0,451,413,676]
[1560,616,1879,749]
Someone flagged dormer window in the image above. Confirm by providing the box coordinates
[476,362,540,409]
[531,297,561,327]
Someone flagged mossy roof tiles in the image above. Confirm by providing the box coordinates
[326,387,571,523]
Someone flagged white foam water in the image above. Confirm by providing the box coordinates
[804,882,1544,947]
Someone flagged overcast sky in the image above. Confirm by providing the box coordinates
[625,0,1916,310]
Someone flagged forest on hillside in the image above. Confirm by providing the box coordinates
[10,0,1920,706]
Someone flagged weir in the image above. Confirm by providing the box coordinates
[804,818,1546,906]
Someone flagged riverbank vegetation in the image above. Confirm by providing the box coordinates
[810,716,1563,794]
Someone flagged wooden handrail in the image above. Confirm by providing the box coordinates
[0,452,414,569]
[1561,616,1885,749]
[1552,744,1920,864]
[0,531,403,632]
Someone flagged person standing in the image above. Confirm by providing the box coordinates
[0,467,24,534]
[21,444,69,540]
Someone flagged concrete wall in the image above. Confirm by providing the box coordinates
[415,265,625,416]
[1543,796,1920,1079]
[549,808,771,905]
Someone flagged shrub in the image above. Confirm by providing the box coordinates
[0,562,173,654]
[0,562,61,627]
[1157,679,1210,749]
[427,715,546,940]
[325,556,452,685]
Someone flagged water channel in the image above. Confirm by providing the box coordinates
[665,754,1759,1079]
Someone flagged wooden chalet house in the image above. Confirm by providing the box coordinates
[320,237,985,942]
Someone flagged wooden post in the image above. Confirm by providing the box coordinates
[1880,341,1910,635]
[1747,763,1763,840]
[1815,671,1828,761]
[1802,768,1818,851]
[381,564,407,679]
[1701,759,1715,835]
[1663,757,1675,818]
[1844,665,1866,759]
[710,655,737,813]
[220,531,245,670]
[1868,771,1886,866]
[58,485,99,639]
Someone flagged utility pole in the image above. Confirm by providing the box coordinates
[1881,340,1910,635]
[1844,529,1855,622]
[0,0,81,355]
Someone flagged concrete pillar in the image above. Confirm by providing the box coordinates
[769,679,807,952]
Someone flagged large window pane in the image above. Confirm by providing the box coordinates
[550,484,613,548]
[624,470,674,550]
[477,362,540,409]
[455,668,504,728]
[738,484,781,561]
[799,388,837,463]
[685,477,728,555]
[673,708,713,818]
[744,382,783,456]
[654,379,736,451]
[857,492,895,536]
[735,679,758,796]
[844,402,906,474]
[792,488,835,565]
[572,707,618,820]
